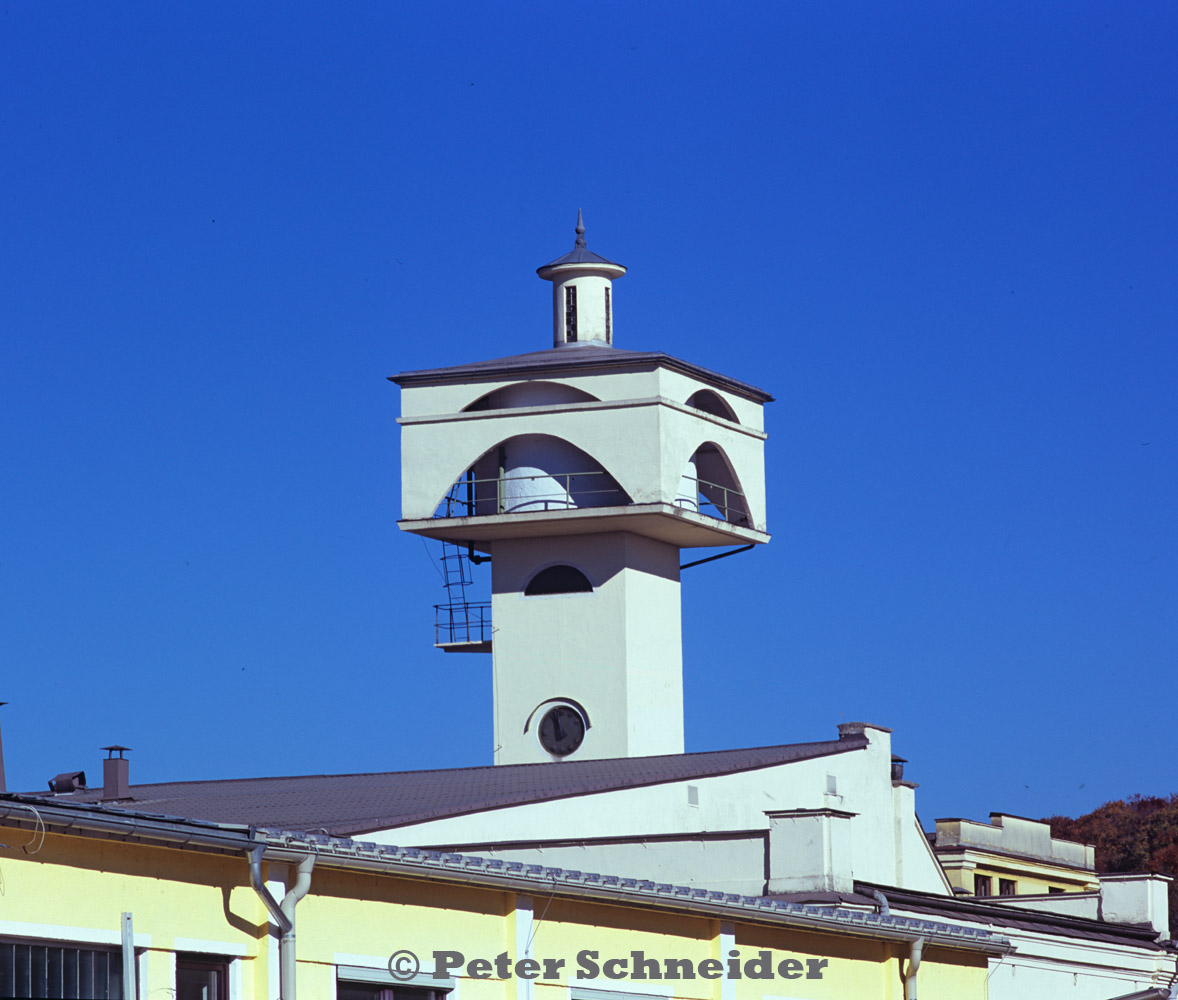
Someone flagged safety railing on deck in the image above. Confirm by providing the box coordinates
[435,470,626,518]
[435,601,492,646]
[674,475,749,526]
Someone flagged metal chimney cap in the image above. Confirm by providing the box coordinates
[101,745,132,757]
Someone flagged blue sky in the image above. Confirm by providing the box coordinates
[2,3,1175,828]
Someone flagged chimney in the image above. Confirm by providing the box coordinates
[1100,873,1173,938]
[0,701,7,793]
[765,807,857,895]
[102,745,131,801]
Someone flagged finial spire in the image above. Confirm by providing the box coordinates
[574,208,586,249]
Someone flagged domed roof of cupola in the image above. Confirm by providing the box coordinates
[537,209,626,277]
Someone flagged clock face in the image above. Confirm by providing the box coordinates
[537,704,586,757]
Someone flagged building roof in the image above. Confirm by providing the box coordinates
[538,245,624,270]
[47,735,865,837]
[391,343,775,403]
[0,793,1008,956]
[536,209,625,273]
[855,882,1168,950]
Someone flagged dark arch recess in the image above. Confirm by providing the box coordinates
[525,565,593,596]
[465,381,599,412]
[686,389,739,423]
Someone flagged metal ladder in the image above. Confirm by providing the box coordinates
[434,541,491,648]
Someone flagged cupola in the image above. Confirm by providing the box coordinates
[536,210,625,348]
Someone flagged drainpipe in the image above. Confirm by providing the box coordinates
[902,936,925,1000]
[249,846,315,1000]
[871,889,891,917]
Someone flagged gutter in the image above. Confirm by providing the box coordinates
[260,838,1011,956]
[0,796,257,853]
[249,844,314,1000]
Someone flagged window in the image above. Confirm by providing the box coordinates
[604,287,611,344]
[177,956,228,1000]
[525,565,592,595]
[0,940,124,999]
[999,878,1017,897]
[564,285,578,342]
[339,984,447,1000]
[1048,886,1065,895]
[973,874,992,896]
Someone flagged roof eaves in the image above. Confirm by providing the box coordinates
[258,829,1011,955]
[856,881,1167,948]
[391,350,774,403]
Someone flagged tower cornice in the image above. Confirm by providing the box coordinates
[391,346,774,404]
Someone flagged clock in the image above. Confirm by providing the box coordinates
[537,704,586,757]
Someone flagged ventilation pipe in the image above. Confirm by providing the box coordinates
[902,936,925,1000]
[249,846,315,1000]
[0,701,7,792]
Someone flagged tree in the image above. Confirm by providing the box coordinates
[1046,794,1178,926]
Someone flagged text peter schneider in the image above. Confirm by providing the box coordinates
[388,949,829,983]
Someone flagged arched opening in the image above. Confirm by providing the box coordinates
[685,389,739,423]
[676,441,751,526]
[525,565,593,595]
[464,381,599,412]
[434,434,631,518]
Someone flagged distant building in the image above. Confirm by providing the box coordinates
[932,812,1100,897]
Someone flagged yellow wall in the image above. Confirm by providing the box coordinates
[0,824,990,1000]
[0,825,269,998]
[939,848,1099,896]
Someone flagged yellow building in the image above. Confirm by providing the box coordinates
[0,795,1002,1000]
[932,813,1100,897]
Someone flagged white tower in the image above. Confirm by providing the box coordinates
[392,216,772,764]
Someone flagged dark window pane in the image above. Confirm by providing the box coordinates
[80,949,95,999]
[64,947,78,998]
[48,947,64,997]
[32,946,48,997]
[338,987,385,1000]
[0,944,13,996]
[108,953,122,999]
[16,945,31,997]
[177,958,227,1000]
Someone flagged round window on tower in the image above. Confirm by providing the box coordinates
[537,703,587,758]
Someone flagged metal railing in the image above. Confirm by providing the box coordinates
[674,475,750,526]
[435,470,627,518]
[435,601,492,646]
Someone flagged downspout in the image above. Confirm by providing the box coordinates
[249,845,315,1000]
[871,889,891,917]
[903,936,925,1000]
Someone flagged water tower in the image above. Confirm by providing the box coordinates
[391,215,772,764]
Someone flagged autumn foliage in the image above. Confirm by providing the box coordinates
[1046,794,1178,920]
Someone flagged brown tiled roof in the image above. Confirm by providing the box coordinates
[55,737,863,837]
[390,344,774,403]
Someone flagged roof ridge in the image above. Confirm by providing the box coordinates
[62,737,859,794]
